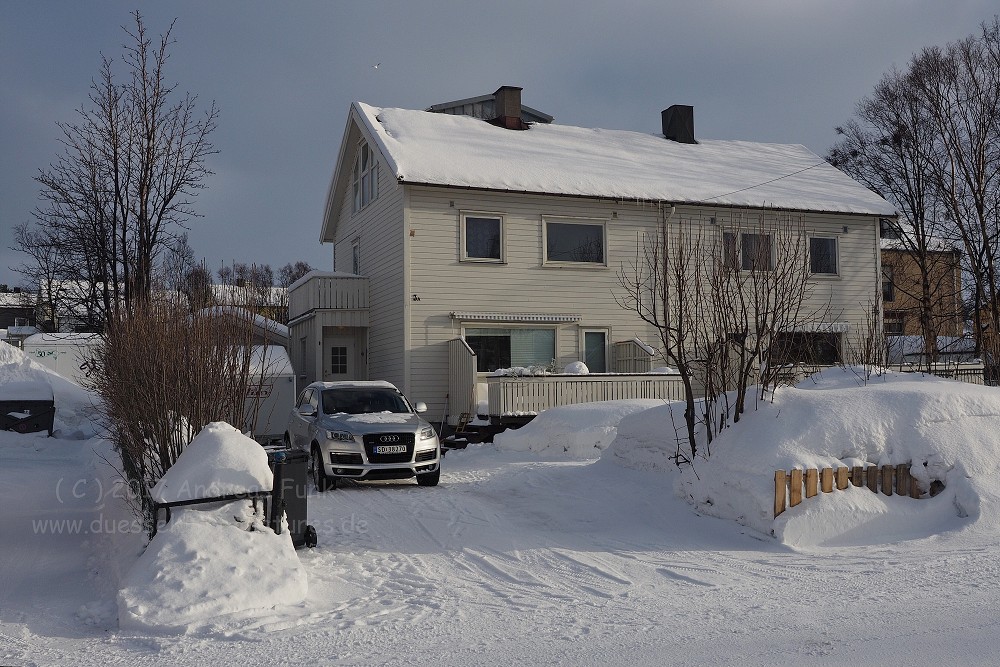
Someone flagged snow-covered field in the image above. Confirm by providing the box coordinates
[3,342,1000,665]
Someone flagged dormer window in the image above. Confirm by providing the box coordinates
[352,141,380,213]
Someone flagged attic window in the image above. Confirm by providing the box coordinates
[352,141,380,213]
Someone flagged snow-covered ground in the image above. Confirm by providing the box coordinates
[3,342,1000,665]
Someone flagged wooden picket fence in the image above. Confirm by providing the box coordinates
[774,464,925,518]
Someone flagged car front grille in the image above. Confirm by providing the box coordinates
[331,452,364,465]
[363,433,415,463]
[415,449,437,463]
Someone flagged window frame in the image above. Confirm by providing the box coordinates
[352,140,380,213]
[808,235,840,276]
[460,211,506,263]
[462,324,559,374]
[542,216,609,267]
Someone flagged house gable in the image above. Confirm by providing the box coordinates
[320,104,400,245]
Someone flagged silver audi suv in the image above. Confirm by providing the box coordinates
[285,381,441,490]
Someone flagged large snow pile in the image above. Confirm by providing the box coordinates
[494,399,663,459]
[605,367,1000,547]
[0,340,99,437]
[121,422,305,631]
[117,500,307,632]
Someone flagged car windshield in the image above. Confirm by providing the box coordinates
[321,387,411,415]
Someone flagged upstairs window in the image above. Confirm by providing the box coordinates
[352,141,380,213]
[544,218,606,265]
[723,231,773,271]
[809,237,838,275]
[461,213,504,262]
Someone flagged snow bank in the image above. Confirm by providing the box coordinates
[123,422,305,632]
[494,399,663,459]
[151,422,272,504]
[605,367,1000,546]
[117,501,307,632]
[0,340,99,437]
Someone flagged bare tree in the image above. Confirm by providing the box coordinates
[832,17,1000,380]
[828,66,958,369]
[618,207,823,465]
[23,11,217,331]
[910,19,1000,381]
[277,261,314,288]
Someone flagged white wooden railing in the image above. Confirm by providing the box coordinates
[486,373,685,417]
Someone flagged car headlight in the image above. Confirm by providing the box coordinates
[327,430,354,442]
[420,426,435,440]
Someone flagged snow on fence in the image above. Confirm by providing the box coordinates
[773,464,927,518]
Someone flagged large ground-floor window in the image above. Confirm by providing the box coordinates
[465,327,556,373]
[770,331,842,365]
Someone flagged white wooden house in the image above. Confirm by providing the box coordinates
[288,87,895,427]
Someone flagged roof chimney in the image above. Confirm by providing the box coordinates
[490,85,529,130]
[662,105,696,144]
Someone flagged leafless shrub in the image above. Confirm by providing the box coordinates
[85,295,276,535]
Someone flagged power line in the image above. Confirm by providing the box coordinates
[704,161,828,201]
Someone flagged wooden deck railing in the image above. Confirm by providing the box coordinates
[486,373,686,417]
[774,464,928,518]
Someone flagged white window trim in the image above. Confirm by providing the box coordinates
[542,216,609,267]
[459,210,506,263]
[580,328,610,373]
[808,234,841,278]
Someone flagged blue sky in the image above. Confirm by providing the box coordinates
[1,1,996,288]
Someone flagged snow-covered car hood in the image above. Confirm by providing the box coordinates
[318,412,429,433]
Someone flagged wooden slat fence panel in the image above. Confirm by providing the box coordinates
[774,462,931,518]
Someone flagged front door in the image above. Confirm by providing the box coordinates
[323,334,355,382]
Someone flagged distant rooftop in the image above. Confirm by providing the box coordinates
[426,87,553,125]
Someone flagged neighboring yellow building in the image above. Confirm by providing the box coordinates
[881,238,963,338]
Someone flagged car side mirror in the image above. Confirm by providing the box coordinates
[298,405,317,417]
[413,401,428,414]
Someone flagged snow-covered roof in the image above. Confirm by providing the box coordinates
[881,236,960,253]
[353,102,895,216]
[0,292,34,308]
[196,306,289,341]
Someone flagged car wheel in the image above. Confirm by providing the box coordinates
[416,466,440,487]
[311,445,336,491]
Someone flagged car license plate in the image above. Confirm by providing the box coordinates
[374,445,406,454]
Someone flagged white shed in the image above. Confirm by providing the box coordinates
[21,333,102,386]
[246,345,296,446]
